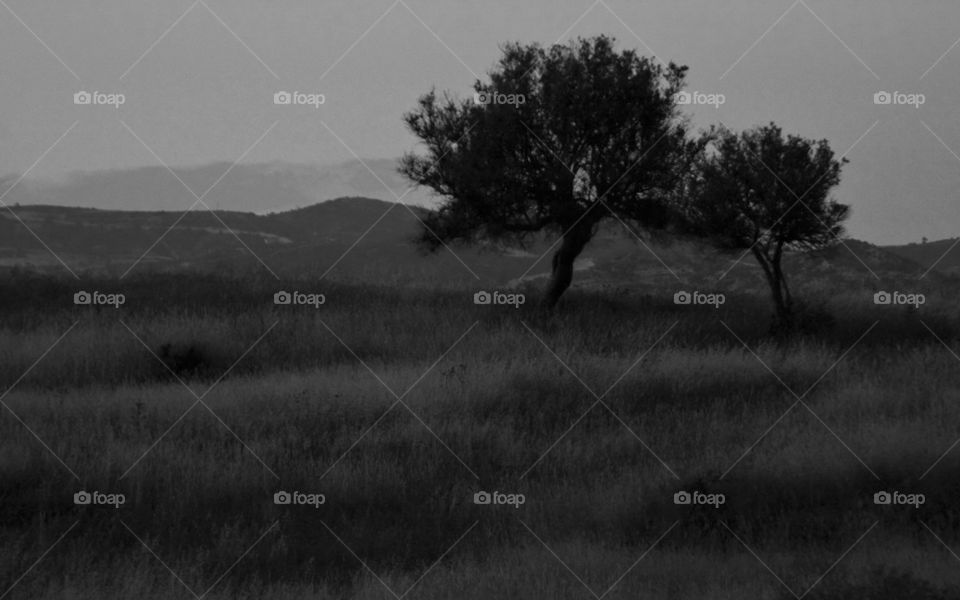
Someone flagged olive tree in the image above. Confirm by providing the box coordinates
[400,35,693,307]
[685,123,849,331]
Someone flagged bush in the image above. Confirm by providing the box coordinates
[157,340,218,378]
[794,299,837,336]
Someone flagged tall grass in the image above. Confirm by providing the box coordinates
[1,272,959,598]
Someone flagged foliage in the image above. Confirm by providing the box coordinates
[400,35,693,305]
[684,123,849,331]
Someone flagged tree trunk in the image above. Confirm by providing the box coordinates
[753,248,792,335]
[769,273,792,335]
[770,246,794,335]
[773,259,792,316]
[542,220,594,309]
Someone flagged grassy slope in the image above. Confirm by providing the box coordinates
[884,239,960,276]
[2,273,960,598]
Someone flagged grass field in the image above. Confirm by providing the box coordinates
[3,271,960,599]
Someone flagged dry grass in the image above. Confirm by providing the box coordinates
[1,272,959,598]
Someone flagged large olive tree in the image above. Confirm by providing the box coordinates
[400,35,693,307]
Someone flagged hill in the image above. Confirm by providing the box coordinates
[3,160,433,214]
[882,238,960,277]
[0,198,951,301]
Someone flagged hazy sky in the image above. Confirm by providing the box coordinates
[2,0,960,244]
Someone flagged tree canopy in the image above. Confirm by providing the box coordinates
[401,35,694,307]
[684,123,849,331]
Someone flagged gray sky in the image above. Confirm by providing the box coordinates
[2,0,959,244]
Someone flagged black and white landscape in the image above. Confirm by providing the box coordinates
[3,2,960,598]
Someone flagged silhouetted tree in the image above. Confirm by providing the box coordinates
[685,123,849,333]
[400,35,693,308]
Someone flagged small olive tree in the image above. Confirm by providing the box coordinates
[685,123,849,332]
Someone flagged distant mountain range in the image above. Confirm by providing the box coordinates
[3,160,434,214]
[0,196,955,298]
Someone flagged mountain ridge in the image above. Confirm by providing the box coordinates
[4,160,436,214]
[1,198,954,299]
